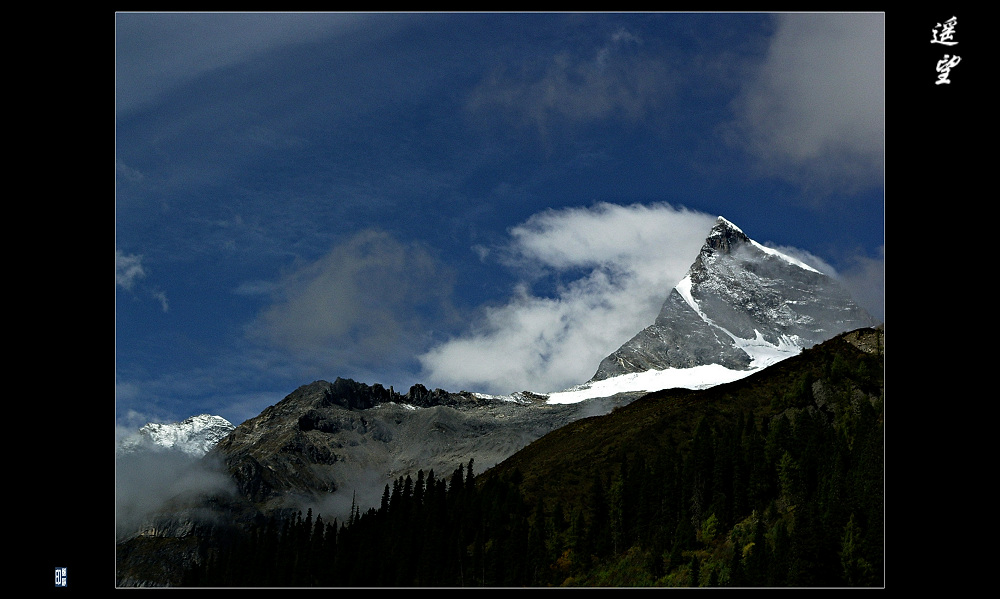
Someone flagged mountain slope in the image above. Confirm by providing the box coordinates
[485,325,884,511]
[179,325,885,587]
[476,325,885,586]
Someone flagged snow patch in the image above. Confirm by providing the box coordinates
[675,274,704,319]
[734,329,803,369]
[545,364,753,404]
[471,392,534,405]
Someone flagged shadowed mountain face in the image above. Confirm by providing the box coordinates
[592,217,878,381]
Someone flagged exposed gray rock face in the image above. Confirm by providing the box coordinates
[592,217,878,381]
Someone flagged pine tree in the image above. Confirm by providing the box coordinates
[689,555,701,587]
[839,513,873,586]
[767,517,790,586]
[414,469,426,508]
[728,542,744,587]
[589,474,612,559]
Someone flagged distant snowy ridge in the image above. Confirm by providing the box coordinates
[117,413,235,457]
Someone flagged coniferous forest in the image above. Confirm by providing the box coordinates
[182,328,884,587]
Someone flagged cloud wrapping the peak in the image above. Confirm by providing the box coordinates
[760,243,837,277]
[419,203,717,394]
[837,245,885,322]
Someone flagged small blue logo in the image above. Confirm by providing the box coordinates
[55,567,67,587]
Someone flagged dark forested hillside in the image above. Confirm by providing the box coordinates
[181,326,884,587]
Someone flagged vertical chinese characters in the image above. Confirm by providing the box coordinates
[931,17,960,84]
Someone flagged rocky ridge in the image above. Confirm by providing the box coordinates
[210,377,637,512]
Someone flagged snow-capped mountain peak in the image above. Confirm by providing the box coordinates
[707,216,821,274]
[116,413,235,457]
[544,216,877,403]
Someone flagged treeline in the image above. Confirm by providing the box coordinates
[183,343,883,587]
[182,460,527,586]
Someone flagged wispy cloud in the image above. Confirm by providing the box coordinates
[116,250,169,312]
[466,26,673,140]
[116,449,237,539]
[760,243,837,276]
[115,12,378,115]
[248,229,459,383]
[419,203,717,394]
[837,245,885,322]
[758,241,883,322]
[729,13,884,195]
[116,251,145,290]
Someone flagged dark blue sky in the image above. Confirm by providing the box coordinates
[116,12,884,432]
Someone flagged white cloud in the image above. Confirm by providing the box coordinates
[731,13,884,193]
[418,203,717,395]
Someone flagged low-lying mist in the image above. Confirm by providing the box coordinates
[115,448,236,540]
